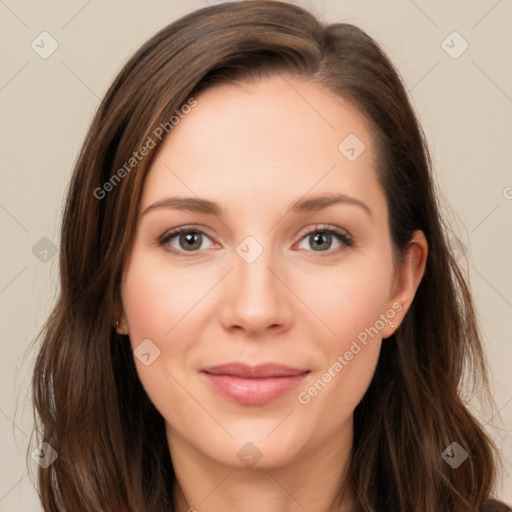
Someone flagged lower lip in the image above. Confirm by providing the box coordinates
[201,372,309,405]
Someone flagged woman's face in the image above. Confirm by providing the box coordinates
[119,75,421,470]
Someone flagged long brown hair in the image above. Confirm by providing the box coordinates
[30,1,510,510]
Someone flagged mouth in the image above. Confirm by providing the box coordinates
[200,362,310,405]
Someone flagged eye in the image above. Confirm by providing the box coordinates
[158,224,353,258]
[158,226,216,256]
[295,224,353,256]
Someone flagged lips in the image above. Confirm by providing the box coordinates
[200,362,310,405]
[201,362,308,378]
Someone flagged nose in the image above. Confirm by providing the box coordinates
[220,244,293,337]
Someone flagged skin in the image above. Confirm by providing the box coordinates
[117,74,428,512]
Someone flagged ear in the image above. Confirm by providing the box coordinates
[382,229,428,339]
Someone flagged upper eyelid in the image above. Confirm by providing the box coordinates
[297,224,352,240]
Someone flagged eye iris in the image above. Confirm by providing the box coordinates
[180,232,202,251]
[311,232,331,251]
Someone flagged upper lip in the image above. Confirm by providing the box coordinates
[201,363,309,378]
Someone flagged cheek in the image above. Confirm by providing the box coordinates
[121,253,204,344]
[122,276,168,344]
[120,256,199,422]
[295,293,385,429]
[303,259,393,349]
[293,256,392,410]
[120,251,223,393]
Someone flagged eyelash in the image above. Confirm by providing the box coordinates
[157,224,353,258]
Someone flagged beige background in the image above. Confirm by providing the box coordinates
[0,0,511,508]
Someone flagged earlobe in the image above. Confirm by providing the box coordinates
[115,319,129,335]
[383,230,428,339]
[113,294,129,335]
[382,300,404,339]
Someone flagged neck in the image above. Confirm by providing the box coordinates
[168,422,355,512]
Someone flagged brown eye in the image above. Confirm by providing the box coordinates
[177,231,204,251]
[158,227,215,256]
[308,232,333,251]
[296,225,353,256]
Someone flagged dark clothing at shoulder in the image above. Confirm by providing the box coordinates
[482,499,512,512]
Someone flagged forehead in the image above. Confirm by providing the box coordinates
[140,74,383,218]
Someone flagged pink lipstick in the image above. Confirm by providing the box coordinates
[200,363,309,405]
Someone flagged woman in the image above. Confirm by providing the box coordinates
[31,1,511,510]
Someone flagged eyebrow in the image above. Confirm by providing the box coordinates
[140,193,372,219]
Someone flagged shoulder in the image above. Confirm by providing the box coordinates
[481,499,512,512]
